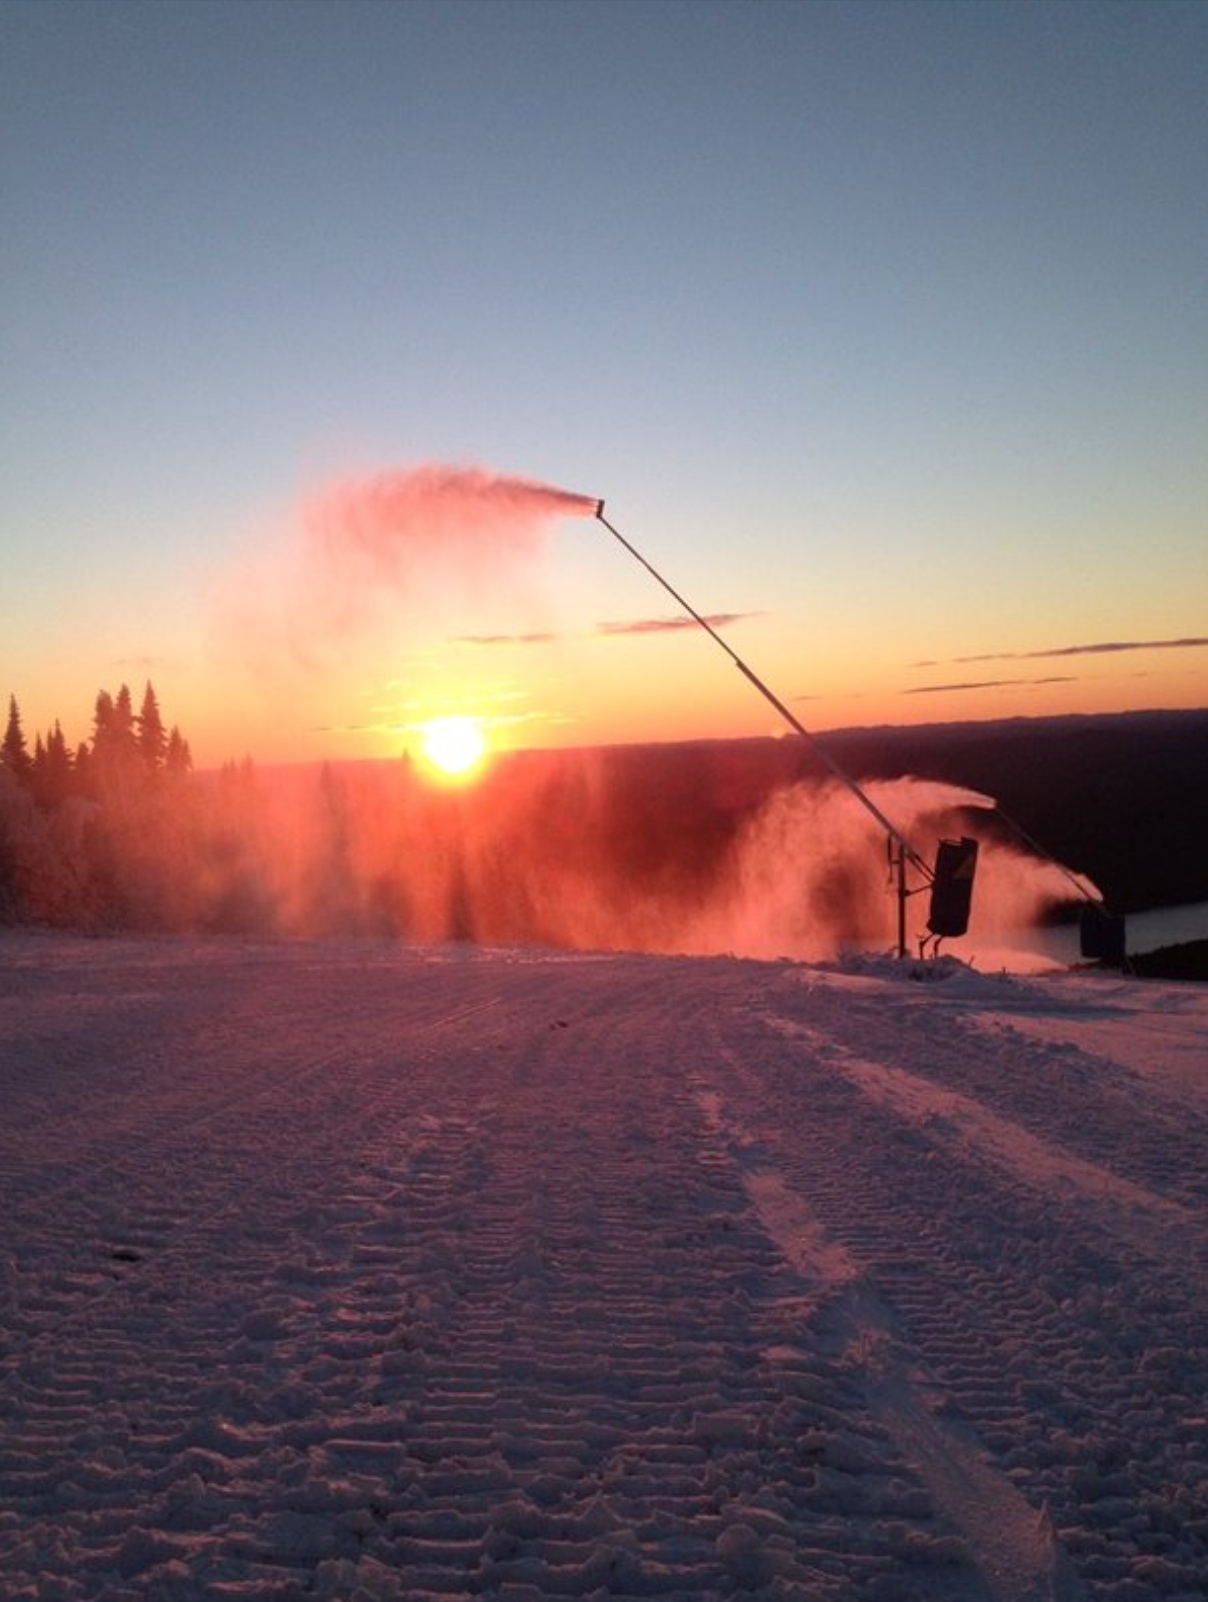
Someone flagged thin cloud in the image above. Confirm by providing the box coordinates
[448,613,761,647]
[452,631,558,647]
[911,636,1208,668]
[488,708,578,730]
[113,655,175,672]
[310,702,574,738]
[306,720,381,736]
[595,611,755,638]
[904,676,1078,695]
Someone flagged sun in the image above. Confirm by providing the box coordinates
[416,716,489,783]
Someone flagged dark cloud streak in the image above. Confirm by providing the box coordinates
[453,631,558,647]
[911,636,1208,669]
[904,676,1078,696]
[595,611,756,638]
[449,612,759,647]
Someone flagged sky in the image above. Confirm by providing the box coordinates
[3,0,1206,769]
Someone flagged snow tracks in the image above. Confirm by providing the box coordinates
[0,936,1205,1601]
[702,960,1208,1601]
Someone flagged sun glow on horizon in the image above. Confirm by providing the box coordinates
[415,715,490,783]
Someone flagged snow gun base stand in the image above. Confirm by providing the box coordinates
[591,499,974,959]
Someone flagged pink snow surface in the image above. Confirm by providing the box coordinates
[1,934,1206,1602]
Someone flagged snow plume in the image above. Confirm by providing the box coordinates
[144,750,1094,970]
[694,776,1098,964]
[695,777,973,962]
[299,465,598,639]
[218,464,597,676]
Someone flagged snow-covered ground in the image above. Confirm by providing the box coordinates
[1,934,1205,1602]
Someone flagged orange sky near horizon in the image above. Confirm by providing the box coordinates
[8,466,1207,774]
[8,479,1208,775]
[137,615,1208,773]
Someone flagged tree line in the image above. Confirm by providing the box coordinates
[3,682,192,808]
[0,682,194,927]
[0,682,750,945]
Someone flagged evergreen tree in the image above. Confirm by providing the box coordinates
[35,722,75,807]
[2,696,32,784]
[113,684,137,750]
[90,685,140,804]
[91,690,116,752]
[30,736,46,803]
[165,726,192,777]
[137,682,168,772]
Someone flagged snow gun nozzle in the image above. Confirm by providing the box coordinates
[594,498,606,520]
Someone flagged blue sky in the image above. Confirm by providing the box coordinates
[4,0,1206,764]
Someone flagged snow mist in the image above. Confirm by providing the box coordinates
[301,465,598,635]
[694,776,1098,964]
[174,752,1094,970]
[218,463,597,674]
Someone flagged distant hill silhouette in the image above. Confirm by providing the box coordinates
[530,708,1208,919]
[819,708,1208,916]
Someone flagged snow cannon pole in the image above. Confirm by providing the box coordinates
[592,502,932,922]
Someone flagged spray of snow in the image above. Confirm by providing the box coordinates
[216,463,597,675]
[301,465,597,635]
[166,758,1094,971]
[197,460,1094,963]
[688,776,1096,963]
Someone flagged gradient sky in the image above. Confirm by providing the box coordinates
[4,0,1206,768]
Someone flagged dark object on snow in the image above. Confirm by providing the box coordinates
[1079,904,1127,967]
[1130,939,1208,982]
[927,837,978,940]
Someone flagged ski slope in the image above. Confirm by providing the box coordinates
[1,934,1206,1600]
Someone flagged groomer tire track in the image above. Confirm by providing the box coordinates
[704,979,1208,1599]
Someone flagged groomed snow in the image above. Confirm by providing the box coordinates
[1,934,1205,1601]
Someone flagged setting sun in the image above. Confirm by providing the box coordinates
[416,716,489,782]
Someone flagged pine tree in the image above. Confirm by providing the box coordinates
[90,685,140,804]
[137,682,168,772]
[113,684,136,751]
[36,722,75,807]
[2,696,32,784]
[92,690,116,752]
[30,736,46,801]
[165,726,193,777]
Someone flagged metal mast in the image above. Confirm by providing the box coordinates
[592,501,932,953]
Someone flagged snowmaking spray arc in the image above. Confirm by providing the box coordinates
[589,500,977,960]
